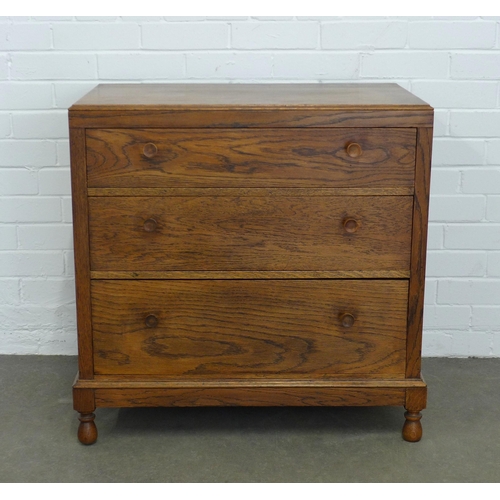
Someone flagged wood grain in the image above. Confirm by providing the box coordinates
[87,187,415,197]
[91,279,408,377]
[94,387,406,408]
[88,196,413,272]
[86,128,416,188]
[69,128,94,379]
[90,270,410,279]
[406,127,433,378]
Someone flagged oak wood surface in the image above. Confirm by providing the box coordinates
[86,128,416,188]
[90,270,410,279]
[406,127,433,378]
[88,195,413,272]
[72,83,431,108]
[69,128,94,379]
[91,279,408,377]
[87,187,415,197]
[76,378,427,388]
[94,387,406,408]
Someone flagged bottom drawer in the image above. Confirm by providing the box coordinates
[91,280,408,377]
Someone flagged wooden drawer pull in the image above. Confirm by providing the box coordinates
[340,313,355,328]
[143,142,158,159]
[143,218,157,232]
[346,142,362,158]
[343,217,359,233]
[145,314,158,328]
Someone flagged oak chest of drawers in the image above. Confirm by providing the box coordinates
[69,83,433,445]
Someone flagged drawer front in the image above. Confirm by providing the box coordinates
[89,195,413,272]
[86,128,416,188]
[92,280,408,377]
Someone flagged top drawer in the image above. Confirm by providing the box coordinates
[86,128,416,188]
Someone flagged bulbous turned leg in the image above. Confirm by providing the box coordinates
[402,410,422,442]
[78,412,98,445]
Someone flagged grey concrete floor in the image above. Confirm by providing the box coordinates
[0,356,499,482]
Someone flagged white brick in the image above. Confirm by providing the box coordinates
[98,53,185,80]
[432,139,484,166]
[409,21,496,48]
[445,224,500,249]
[162,17,207,22]
[251,17,295,20]
[430,169,461,195]
[187,53,273,79]
[0,226,17,249]
[0,141,56,167]
[361,52,449,79]
[54,83,98,108]
[451,53,500,79]
[471,306,500,328]
[11,53,98,80]
[18,224,73,250]
[0,279,20,304]
[429,195,485,222]
[0,54,8,79]
[31,17,73,21]
[423,305,470,329]
[322,21,407,49]
[487,252,500,276]
[53,23,140,50]
[438,279,500,305]
[64,250,74,276]
[432,110,448,137]
[273,53,359,79]
[0,83,53,109]
[0,168,38,195]
[62,197,73,223]
[487,140,500,164]
[38,168,71,195]
[425,279,437,305]
[232,22,317,49]
[21,278,75,305]
[0,304,73,330]
[0,22,51,50]
[0,197,61,222]
[12,112,68,139]
[120,17,163,21]
[0,251,64,276]
[57,140,70,166]
[411,81,498,109]
[450,111,500,137]
[426,251,487,277]
[38,328,77,355]
[422,332,453,357]
[143,23,228,50]
[462,169,500,194]
[75,17,118,21]
[0,330,41,355]
[427,224,443,249]
[451,331,493,357]
[0,113,11,137]
[487,196,500,221]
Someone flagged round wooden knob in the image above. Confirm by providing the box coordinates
[143,142,158,159]
[145,314,158,328]
[143,218,157,232]
[343,218,359,234]
[346,142,362,158]
[340,313,355,328]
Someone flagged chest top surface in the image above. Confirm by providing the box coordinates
[71,83,431,110]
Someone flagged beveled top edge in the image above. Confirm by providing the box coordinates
[70,83,433,110]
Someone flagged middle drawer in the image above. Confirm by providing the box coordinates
[89,195,412,272]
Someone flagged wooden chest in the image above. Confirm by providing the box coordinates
[69,83,433,444]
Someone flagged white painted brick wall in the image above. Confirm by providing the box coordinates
[1,17,499,357]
